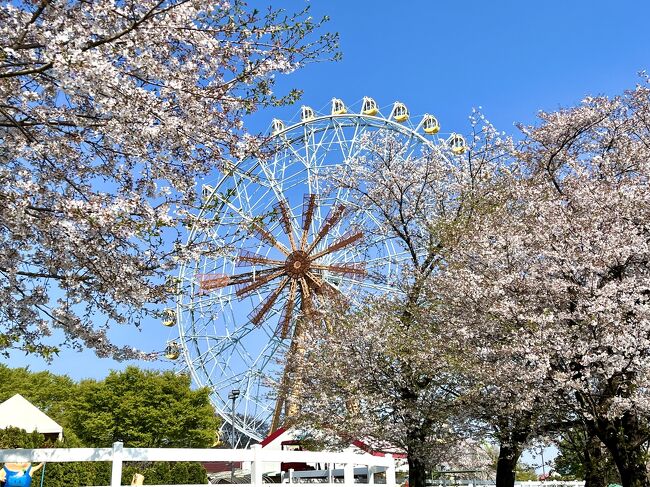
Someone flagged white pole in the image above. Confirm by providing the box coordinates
[343,460,354,486]
[250,444,263,487]
[385,454,396,487]
[111,442,124,487]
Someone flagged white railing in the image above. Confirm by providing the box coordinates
[0,442,397,487]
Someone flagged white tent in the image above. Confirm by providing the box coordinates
[0,393,63,441]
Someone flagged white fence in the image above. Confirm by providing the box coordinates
[0,442,397,487]
[427,482,584,487]
[515,483,584,487]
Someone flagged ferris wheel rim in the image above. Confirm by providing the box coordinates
[183,113,437,232]
[175,108,444,443]
[272,113,434,145]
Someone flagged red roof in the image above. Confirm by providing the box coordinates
[260,427,287,447]
[259,426,406,459]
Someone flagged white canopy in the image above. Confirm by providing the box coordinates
[0,393,63,440]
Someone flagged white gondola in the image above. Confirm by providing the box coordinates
[271,119,285,136]
[422,114,440,134]
[361,97,378,116]
[301,106,315,122]
[448,133,467,155]
[165,341,180,360]
[391,102,409,123]
[162,308,175,327]
[331,98,347,115]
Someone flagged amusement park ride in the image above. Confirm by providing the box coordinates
[162,97,466,446]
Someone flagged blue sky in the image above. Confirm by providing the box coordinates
[5,2,650,466]
[6,0,648,473]
[262,0,650,136]
[8,0,650,381]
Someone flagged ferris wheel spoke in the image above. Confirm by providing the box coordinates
[338,275,400,294]
[305,124,339,196]
[277,279,298,339]
[332,119,356,168]
[309,228,364,260]
[236,249,285,267]
[298,276,311,302]
[248,277,290,326]
[305,271,325,291]
[198,268,281,293]
[312,262,367,277]
[232,270,282,300]
[273,199,297,251]
[251,221,291,256]
[306,203,347,253]
[300,194,318,250]
[346,119,363,162]
[282,138,311,175]
[255,152,297,218]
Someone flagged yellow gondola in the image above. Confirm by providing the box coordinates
[391,102,409,123]
[331,98,347,115]
[212,430,222,447]
[301,106,315,122]
[162,308,175,327]
[271,119,285,136]
[361,97,378,116]
[448,133,467,155]
[422,114,440,134]
[201,185,213,200]
[165,341,180,360]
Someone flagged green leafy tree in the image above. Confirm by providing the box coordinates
[68,367,218,448]
[1,366,219,484]
[0,365,77,424]
[0,427,45,449]
[515,463,538,481]
[66,367,218,484]
[555,428,620,487]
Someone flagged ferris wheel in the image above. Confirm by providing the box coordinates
[167,97,465,445]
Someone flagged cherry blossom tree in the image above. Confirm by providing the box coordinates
[435,304,571,487]
[297,296,466,484]
[294,117,512,487]
[439,79,650,487]
[0,0,337,359]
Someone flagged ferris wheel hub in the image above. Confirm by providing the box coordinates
[285,250,311,278]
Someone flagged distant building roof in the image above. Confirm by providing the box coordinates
[260,426,407,459]
[0,394,63,439]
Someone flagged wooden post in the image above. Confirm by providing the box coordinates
[111,442,123,487]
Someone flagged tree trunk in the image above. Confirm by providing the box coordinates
[592,414,650,487]
[608,444,649,487]
[495,443,518,487]
[583,432,610,487]
[494,423,530,487]
[407,451,427,487]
